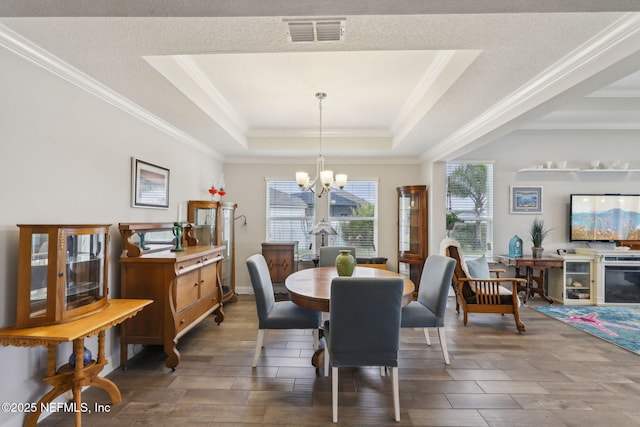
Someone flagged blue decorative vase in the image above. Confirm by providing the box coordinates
[335,250,355,277]
[69,347,92,368]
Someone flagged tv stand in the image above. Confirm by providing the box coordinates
[551,249,640,305]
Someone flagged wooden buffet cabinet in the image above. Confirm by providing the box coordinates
[119,222,225,369]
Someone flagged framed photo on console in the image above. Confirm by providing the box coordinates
[131,158,170,209]
[510,186,542,214]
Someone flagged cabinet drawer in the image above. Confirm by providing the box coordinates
[175,302,204,334]
[200,262,219,298]
[175,270,199,312]
[175,257,203,274]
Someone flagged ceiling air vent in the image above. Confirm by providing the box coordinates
[286,18,345,43]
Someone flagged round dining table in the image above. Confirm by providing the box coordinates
[285,266,415,313]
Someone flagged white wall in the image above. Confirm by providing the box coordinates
[455,129,640,257]
[0,45,223,426]
[223,162,422,292]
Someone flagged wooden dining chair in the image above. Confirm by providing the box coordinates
[401,255,456,364]
[246,254,321,367]
[324,277,404,422]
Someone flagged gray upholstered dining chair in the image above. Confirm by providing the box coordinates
[400,254,456,364]
[246,254,321,367]
[324,277,404,422]
[318,246,356,267]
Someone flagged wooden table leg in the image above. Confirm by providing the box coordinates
[531,269,554,303]
[25,333,123,427]
[24,344,60,427]
[73,338,86,427]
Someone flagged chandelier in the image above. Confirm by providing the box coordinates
[296,92,347,198]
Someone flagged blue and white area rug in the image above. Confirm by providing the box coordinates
[532,305,640,355]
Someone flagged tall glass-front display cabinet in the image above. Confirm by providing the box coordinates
[16,224,110,328]
[188,200,237,303]
[397,186,428,298]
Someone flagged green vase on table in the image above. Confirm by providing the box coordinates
[335,250,355,277]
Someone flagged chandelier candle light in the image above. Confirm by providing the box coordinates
[296,92,347,198]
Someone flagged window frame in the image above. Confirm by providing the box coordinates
[326,179,379,257]
[265,179,316,257]
[445,162,494,258]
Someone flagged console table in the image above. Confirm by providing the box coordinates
[0,299,151,427]
[497,255,562,303]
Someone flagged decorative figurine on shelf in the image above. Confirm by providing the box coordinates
[171,222,186,252]
[69,347,92,368]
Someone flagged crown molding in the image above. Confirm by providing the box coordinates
[223,155,423,165]
[171,55,248,147]
[424,12,640,162]
[0,24,224,161]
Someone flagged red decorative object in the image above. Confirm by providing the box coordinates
[208,188,218,195]
[218,190,226,196]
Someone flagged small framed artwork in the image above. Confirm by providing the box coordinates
[510,186,543,214]
[131,158,170,209]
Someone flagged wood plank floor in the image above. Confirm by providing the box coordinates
[39,295,640,426]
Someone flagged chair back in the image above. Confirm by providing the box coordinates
[318,246,356,267]
[328,277,403,367]
[417,255,456,324]
[443,241,476,299]
[246,254,276,324]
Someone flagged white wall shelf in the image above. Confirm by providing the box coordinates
[578,169,640,173]
[517,168,579,172]
[517,168,640,173]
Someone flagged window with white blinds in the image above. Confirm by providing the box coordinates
[265,180,315,256]
[445,163,494,257]
[327,180,378,257]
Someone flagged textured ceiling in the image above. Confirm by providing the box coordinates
[1,2,639,163]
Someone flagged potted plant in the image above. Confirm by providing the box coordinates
[529,217,550,258]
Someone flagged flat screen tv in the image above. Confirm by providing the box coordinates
[570,194,640,242]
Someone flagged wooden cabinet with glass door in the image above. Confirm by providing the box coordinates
[188,200,237,303]
[397,185,428,297]
[16,224,110,328]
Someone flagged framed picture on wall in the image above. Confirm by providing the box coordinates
[131,158,170,209]
[510,186,542,214]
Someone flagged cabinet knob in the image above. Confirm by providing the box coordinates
[193,282,198,287]
[180,319,185,325]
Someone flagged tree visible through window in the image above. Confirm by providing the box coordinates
[328,181,378,257]
[446,163,494,257]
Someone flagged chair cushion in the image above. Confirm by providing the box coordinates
[260,301,321,330]
[400,301,442,328]
[466,256,491,279]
